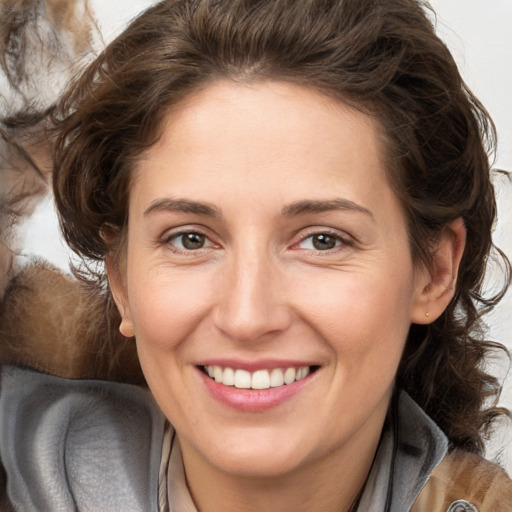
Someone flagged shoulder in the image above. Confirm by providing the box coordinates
[412,448,512,512]
[0,366,166,511]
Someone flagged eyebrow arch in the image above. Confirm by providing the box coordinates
[144,198,221,218]
[282,199,374,219]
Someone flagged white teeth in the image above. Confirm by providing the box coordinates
[270,368,284,387]
[234,369,252,389]
[296,367,310,381]
[213,366,223,383]
[223,367,235,386]
[283,367,296,385]
[251,370,270,390]
[204,365,311,390]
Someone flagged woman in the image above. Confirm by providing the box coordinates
[0,0,511,510]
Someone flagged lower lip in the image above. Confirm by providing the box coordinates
[198,368,313,412]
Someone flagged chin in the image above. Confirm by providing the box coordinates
[190,427,318,479]
[214,451,307,479]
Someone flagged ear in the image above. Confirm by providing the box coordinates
[410,218,466,325]
[105,252,135,338]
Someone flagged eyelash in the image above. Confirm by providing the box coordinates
[293,230,351,253]
[163,229,216,253]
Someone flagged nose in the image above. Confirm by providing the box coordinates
[213,248,292,343]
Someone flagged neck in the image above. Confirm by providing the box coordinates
[178,424,383,512]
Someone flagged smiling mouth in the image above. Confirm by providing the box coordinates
[201,365,318,390]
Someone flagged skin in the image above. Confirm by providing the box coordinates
[109,81,465,512]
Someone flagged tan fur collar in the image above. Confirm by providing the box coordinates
[0,261,144,384]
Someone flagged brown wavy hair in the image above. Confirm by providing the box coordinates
[52,0,511,453]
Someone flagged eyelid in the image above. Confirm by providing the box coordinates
[291,227,353,251]
[161,226,219,252]
[169,232,214,247]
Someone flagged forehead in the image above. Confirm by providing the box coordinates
[153,80,382,159]
[131,80,398,221]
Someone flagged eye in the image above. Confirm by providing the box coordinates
[298,233,343,251]
[168,231,214,250]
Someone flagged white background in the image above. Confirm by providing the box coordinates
[19,0,512,471]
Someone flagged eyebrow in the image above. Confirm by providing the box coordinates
[282,199,374,219]
[144,197,373,220]
[144,198,221,218]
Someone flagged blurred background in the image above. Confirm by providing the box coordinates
[8,0,512,471]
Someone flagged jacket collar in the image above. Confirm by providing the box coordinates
[357,391,448,511]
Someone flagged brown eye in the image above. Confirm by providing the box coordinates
[168,231,212,250]
[312,234,338,250]
[181,232,206,249]
[297,232,344,251]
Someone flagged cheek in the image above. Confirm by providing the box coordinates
[296,266,415,369]
[127,266,216,355]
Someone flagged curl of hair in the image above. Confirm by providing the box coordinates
[52,0,511,453]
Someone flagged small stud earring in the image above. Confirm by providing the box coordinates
[425,312,430,318]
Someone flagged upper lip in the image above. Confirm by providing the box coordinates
[196,358,319,372]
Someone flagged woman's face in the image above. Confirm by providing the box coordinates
[112,81,428,479]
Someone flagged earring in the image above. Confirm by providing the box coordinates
[425,312,430,318]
